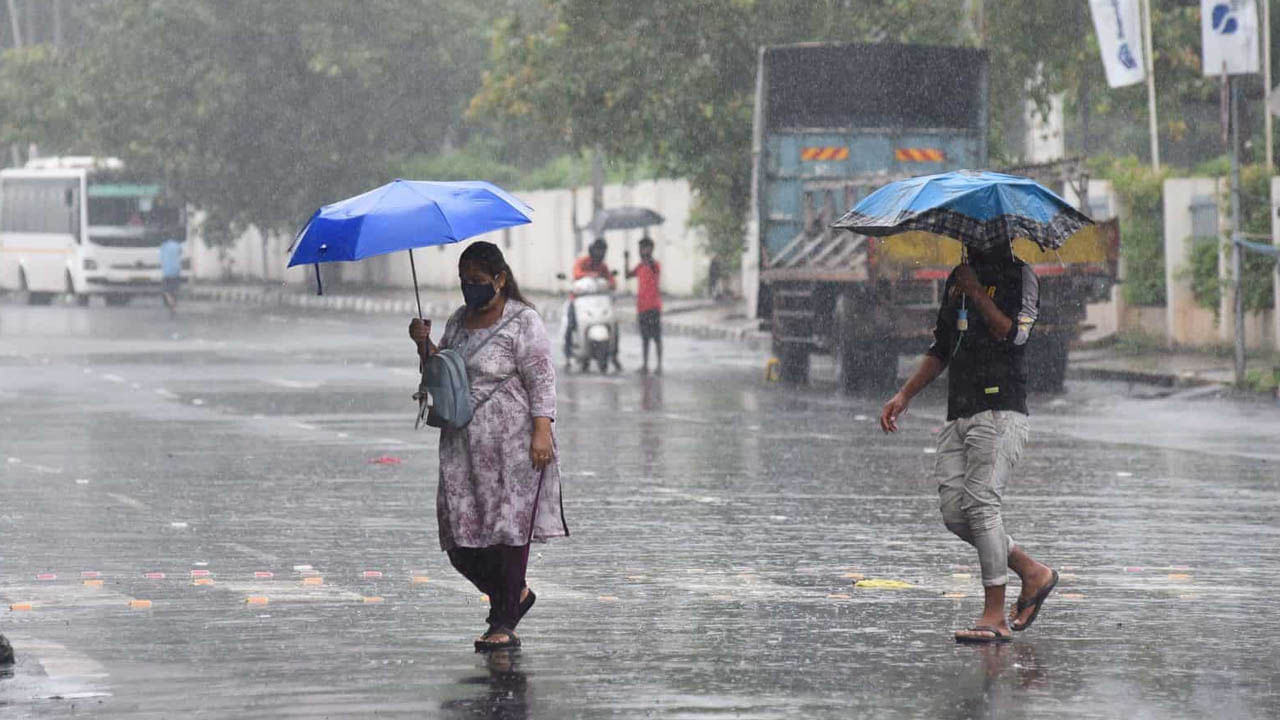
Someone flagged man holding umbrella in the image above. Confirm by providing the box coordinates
[880,240,1057,643]
[839,171,1080,644]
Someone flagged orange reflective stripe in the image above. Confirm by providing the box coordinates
[895,148,947,163]
[801,147,848,162]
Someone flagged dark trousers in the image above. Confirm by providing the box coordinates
[447,544,530,630]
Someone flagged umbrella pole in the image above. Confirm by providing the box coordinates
[408,248,423,319]
[314,264,323,296]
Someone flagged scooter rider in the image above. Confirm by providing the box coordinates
[565,238,620,367]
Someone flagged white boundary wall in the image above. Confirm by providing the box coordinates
[189,179,712,297]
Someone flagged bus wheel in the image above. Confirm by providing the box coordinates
[18,269,52,305]
[66,273,90,306]
[104,294,133,307]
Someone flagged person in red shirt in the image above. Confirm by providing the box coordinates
[625,236,662,374]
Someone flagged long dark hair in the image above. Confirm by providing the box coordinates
[459,241,531,308]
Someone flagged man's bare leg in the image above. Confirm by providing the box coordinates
[1008,546,1055,629]
[955,584,1010,641]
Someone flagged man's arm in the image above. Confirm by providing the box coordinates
[881,277,953,432]
[953,264,1012,339]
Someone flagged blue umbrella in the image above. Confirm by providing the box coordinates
[831,170,1092,252]
[288,179,533,314]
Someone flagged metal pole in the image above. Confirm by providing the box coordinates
[1265,0,1273,172]
[6,0,23,168]
[1141,0,1160,171]
[5,0,22,48]
[1231,76,1246,385]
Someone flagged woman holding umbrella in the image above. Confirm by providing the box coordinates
[409,241,567,651]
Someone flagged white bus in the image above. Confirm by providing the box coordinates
[0,156,187,305]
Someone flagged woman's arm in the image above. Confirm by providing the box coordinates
[513,312,557,471]
[408,318,438,357]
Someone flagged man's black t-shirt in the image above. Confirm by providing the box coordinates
[925,260,1040,421]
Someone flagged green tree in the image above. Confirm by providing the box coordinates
[471,0,972,268]
[7,0,493,246]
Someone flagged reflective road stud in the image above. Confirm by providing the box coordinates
[362,571,383,579]
[303,577,323,586]
[361,596,384,604]
[193,578,214,586]
[84,579,104,588]
[36,573,56,581]
[246,597,269,605]
[411,576,429,584]
[144,572,165,580]
[128,600,152,609]
[9,603,32,611]
[254,571,274,579]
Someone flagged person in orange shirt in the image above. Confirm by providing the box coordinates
[573,237,616,286]
[625,236,662,374]
[564,238,620,369]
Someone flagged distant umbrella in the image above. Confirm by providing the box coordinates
[288,179,532,315]
[586,206,664,236]
[831,170,1092,252]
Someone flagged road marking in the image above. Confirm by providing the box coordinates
[292,422,318,431]
[106,493,147,510]
[154,388,177,399]
[101,374,126,384]
[267,378,321,389]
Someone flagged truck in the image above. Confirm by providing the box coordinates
[742,42,1118,393]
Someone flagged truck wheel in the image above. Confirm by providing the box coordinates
[833,294,897,395]
[1027,331,1069,393]
[777,344,810,384]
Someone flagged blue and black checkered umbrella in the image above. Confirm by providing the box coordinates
[831,170,1093,252]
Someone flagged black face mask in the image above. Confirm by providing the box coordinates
[461,281,496,310]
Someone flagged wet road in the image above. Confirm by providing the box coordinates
[0,298,1278,719]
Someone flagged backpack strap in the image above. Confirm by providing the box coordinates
[463,306,529,361]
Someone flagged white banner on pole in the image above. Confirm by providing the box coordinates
[1202,0,1260,76]
[1090,0,1146,87]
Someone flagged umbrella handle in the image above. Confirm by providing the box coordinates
[408,249,423,319]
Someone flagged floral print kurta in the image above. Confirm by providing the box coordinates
[436,300,567,550]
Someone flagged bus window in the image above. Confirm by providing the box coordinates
[86,183,181,247]
[0,178,79,235]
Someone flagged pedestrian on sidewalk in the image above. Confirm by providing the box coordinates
[625,236,662,375]
[879,241,1058,644]
[408,241,568,652]
[159,235,183,317]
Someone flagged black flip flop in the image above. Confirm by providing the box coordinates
[518,588,536,623]
[955,625,1012,644]
[1011,569,1059,632]
[475,627,521,652]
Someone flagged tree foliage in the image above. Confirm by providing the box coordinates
[3,0,492,244]
[470,0,972,268]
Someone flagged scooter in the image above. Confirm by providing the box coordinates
[559,274,619,373]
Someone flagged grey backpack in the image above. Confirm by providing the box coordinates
[417,308,527,430]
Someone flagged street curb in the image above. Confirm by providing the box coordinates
[1065,365,1218,388]
[187,285,772,349]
